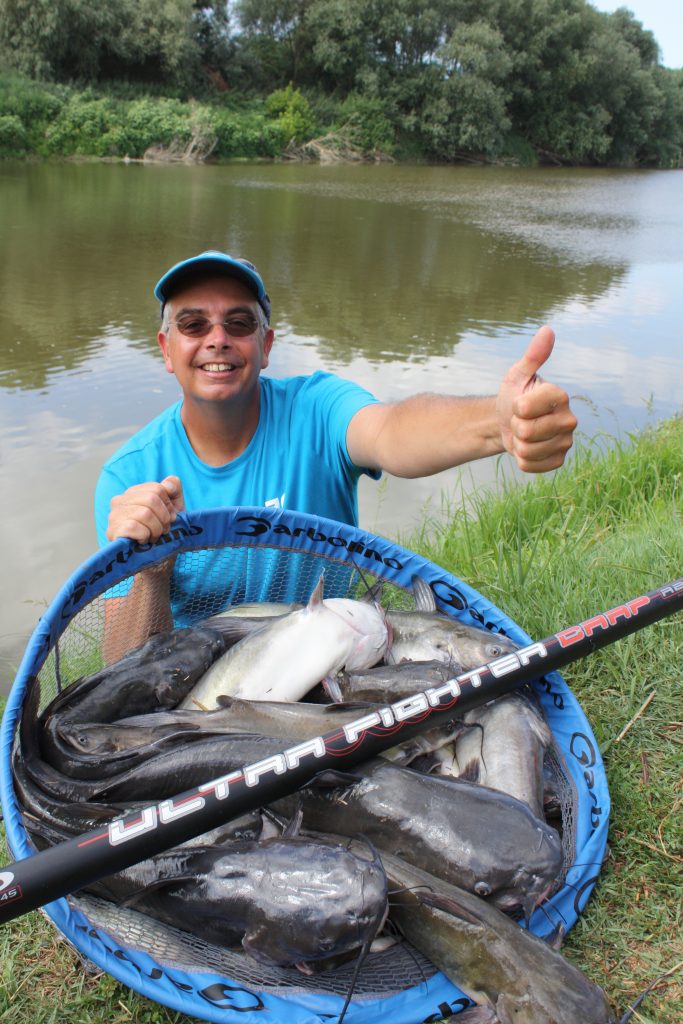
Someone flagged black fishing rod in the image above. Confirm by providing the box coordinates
[0,577,681,926]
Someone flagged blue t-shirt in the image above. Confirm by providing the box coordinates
[94,371,380,618]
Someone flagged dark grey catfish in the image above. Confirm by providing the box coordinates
[22,731,291,804]
[331,658,460,703]
[272,758,563,920]
[446,691,553,819]
[385,576,518,667]
[381,852,616,1024]
[86,837,388,969]
[14,749,264,847]
[56,697,381,757]
[38,625,227,771]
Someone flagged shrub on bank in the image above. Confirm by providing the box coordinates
[0,114,29,156]
[0,75,316,160]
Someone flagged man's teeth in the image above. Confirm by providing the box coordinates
[203,362,234,371]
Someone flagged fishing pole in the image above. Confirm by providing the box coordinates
[0,576,681,926]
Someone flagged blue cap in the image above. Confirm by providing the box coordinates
[154,251,271,322]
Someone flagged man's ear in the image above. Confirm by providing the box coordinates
[260,327,275,369]
[157,331,175,374]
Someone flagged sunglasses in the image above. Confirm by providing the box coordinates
[170,313,260,339]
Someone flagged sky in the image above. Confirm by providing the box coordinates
[589,1,683,68]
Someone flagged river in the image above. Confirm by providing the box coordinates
[0,160,681,684]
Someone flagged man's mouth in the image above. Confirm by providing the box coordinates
[201,362,237,372]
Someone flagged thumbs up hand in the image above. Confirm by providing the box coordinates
[496,326,577,472]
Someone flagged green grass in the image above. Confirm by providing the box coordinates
[401,417,683,1022]
[1,417,681,1022]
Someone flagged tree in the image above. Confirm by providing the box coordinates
[420,20,512,159]
[0,0,224,91]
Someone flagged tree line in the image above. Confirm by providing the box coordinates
[1,0,681,166]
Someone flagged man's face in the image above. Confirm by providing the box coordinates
[157,275,274,405]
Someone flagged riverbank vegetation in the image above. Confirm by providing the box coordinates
[1,0,682,166]
[1,416,681,1022]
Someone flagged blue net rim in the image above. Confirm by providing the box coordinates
[0,506,610,1023]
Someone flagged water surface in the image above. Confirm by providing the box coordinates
[1,161,681,682]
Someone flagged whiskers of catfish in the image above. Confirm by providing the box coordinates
[331,867,442,1022]
[531,858,608,941]
[335,898,389,1024]
[383,886,437,987]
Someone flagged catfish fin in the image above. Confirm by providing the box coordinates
[542,923,565,950]
[416,888,490,927]
[411,575,437,612]
[358,581,384,604]
[457,758,482,784]
[121,872,197,908]
[308,768,363,788]
[308,574,325,608]
[323,699,377,712]
[322,674,344,702]
[215,694,236,708]
[282,806,304,838]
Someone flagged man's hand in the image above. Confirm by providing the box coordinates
[496,326,577,473]
[106,476,185,542]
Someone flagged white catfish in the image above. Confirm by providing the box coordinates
[180,576,390,709]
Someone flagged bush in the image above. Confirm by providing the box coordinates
[265,83,315,146]
[0,113,29,155]
[339,93,396,154]
[44,94,118,156]
[212,107,287,159]
[105,97,191,157]
[0,73,68,153]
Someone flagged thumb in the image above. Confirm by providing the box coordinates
[160,475,185,512]
[507,325,556,389]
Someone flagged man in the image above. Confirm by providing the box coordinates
[95,250,577,659]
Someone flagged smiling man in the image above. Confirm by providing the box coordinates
[95,250,577,658]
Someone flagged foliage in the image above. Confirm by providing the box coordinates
[339,93,396,154]
[0,0,682,166]
[0,113,29,154]
[265,83,316,145]
[0,0,227,92]
[0,75,290,160]
[421,20,513,160]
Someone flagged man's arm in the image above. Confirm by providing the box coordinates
[347,326,577,477]
[102,559,175,664]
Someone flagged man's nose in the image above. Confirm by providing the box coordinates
[206,322,232,343]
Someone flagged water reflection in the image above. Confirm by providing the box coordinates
[0,161,633,391]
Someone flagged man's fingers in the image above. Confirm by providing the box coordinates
[514,381,570,424]
[508,399,577,472]
[506,325,556,389]
[106,481,183,542]
[160,475,185,512]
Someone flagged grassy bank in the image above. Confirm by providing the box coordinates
[1,417,681,1022]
